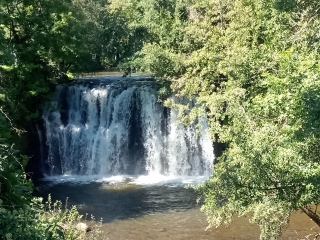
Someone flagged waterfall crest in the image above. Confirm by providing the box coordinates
[43,77,214,180]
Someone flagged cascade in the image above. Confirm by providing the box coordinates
[42,76,214,180]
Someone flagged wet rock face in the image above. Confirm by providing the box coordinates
[72,75,159,89]
[75,223,91,232]
[25,118,47,181]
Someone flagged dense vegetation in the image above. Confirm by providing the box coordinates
[112,0,320,239]
[1,0,320,239]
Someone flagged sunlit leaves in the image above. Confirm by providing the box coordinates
[127,0,320,238]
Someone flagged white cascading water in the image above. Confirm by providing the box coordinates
[43,77,214,183]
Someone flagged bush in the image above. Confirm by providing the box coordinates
[0,143,33,208]
[0,196,102,240]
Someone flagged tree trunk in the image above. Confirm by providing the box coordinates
[300,206,320,227]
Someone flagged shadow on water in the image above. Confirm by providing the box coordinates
[34,182,199,223]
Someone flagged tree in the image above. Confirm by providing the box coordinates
[110,0,189,77]
[0,0,88,129]
[183,0,320,239]
[121,0,320,238]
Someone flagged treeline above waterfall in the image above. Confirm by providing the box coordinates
[2,0,320,239]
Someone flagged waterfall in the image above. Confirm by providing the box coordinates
[42,77,214,181]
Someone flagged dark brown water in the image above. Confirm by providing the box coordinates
[35,181,319,239]
[36,182,198,222]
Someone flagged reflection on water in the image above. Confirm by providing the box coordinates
[35,181,319,239]
[102,209,318,240]
[36,182,198,223]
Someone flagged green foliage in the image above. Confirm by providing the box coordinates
[0,196,102,240]
[0,143,33,207]
[127,43,185,77]
[112,0,190,77]
[116,0,320,238]
[0,0,78,128]
[186,1,320,238]
[71,0,149,72]
[0,110,33,206]
[158,85,172,102]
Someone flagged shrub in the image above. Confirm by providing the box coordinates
[0,196,102,240]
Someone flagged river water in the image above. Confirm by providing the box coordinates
[35,180,318,240]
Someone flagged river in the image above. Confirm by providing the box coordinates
[35,180,318,240]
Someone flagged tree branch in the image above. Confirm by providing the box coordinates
[300,206,320,228]
[0,107,25,135]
